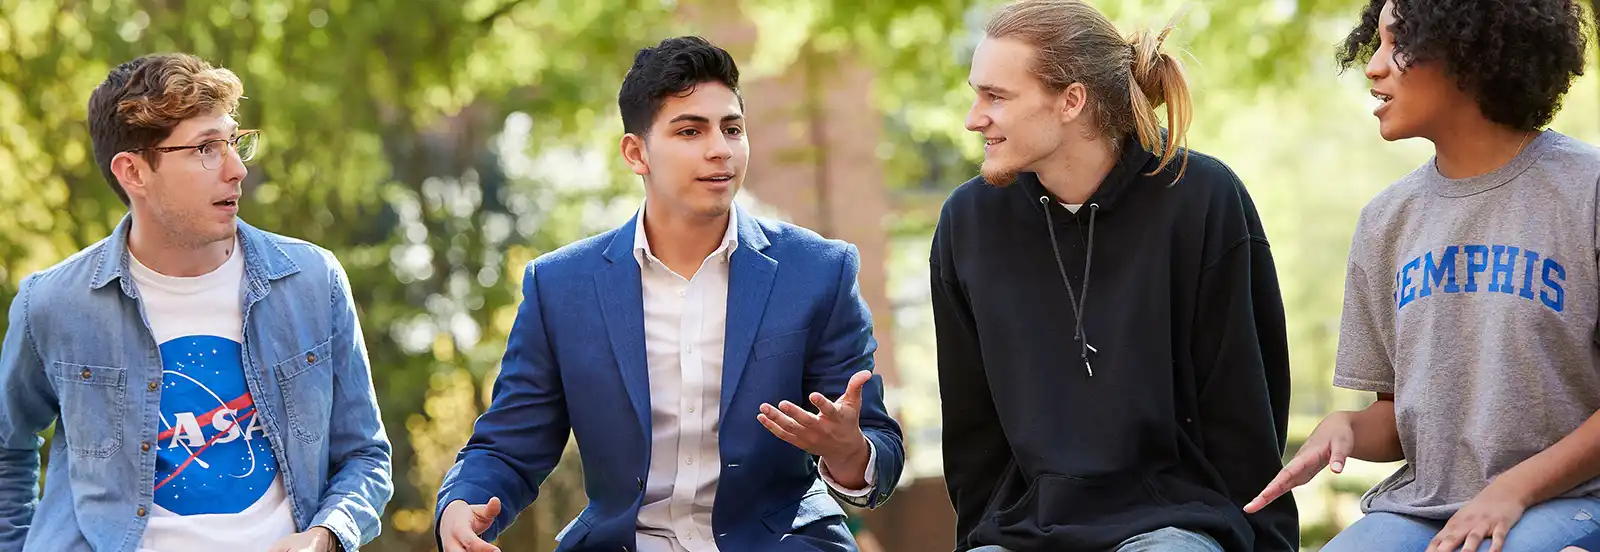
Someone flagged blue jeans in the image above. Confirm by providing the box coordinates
[969,527,1223,552]
[1322,497,1600,552]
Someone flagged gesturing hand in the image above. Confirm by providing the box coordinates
[1245,411,1356,514]
[439,497,503,552]
[757,370,872,466]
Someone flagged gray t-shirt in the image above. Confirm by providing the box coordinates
[1334,130,1600,519]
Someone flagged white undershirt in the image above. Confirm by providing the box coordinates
[130,239,296,552]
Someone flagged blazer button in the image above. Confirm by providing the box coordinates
[636,477,644,491]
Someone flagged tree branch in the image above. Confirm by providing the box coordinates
[476,0,529,29]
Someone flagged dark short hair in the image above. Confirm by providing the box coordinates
[88,53,244,205]
[1336,0,1587,131]
[617,36,742,137]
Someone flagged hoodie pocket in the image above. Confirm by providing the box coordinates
[990,472,1172,533]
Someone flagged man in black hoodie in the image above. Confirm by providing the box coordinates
[931,1,1300,551]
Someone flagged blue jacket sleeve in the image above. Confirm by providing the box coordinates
[806,244,904,509]
[435,261,571,545]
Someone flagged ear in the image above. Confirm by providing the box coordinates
[110,152,149,200]
[620,133,650,176]
[1058,82,1089,124]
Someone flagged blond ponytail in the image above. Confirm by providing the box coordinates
[1126,17,1192,182]
[985,1,1195,182]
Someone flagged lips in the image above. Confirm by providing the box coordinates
[1371,89,1394,116]
[697,171,734,183]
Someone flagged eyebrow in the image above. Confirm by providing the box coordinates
[668,113,745,125]
[184,124,240,144]
[971,83,1014,96]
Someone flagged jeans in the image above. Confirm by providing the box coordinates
[1321,497,1600,552]
[969,526,1224,552]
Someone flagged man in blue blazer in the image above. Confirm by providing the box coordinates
[434,36,905,552]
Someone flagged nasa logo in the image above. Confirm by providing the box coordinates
[153,335,279,515]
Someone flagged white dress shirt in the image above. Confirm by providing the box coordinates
[627,203,876,552]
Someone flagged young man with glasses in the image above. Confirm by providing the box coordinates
[0,53,393,552]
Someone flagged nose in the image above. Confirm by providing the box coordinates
[706,131,733,161]
[1364,50,1389,82]
[220,142,248,184]
[965,100,989,132]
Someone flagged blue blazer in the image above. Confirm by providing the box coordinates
[436,205,905,551]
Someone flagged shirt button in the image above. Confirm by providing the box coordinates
[677,289,686,297]
[148,381,159,392]
[136,507,147,517]
[306,352,317,364]
[140,442,150,453]
[80,369,91,380]
[686,457,694,465]
[688,406,695,413]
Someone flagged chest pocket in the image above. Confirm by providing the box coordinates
[50,362,127,458]
[274,339,333,443]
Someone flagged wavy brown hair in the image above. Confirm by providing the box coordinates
[985,0,1193,181]
[88,53,244,205]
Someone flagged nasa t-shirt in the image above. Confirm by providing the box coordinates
[129,239,297,551]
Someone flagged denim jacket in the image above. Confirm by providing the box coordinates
[0,216,392,551]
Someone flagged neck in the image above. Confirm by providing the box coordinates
[127,212,233,278]
[1034,135,1118,204]
[641,199,729,276]
[1431,118,1538,179]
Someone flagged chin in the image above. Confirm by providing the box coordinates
[980,161,1019,187]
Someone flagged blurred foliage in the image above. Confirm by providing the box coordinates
[9,0,1598,550]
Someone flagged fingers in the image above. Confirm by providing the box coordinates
[1461,531,1483,552]
[1430,529,1466,552]
[810,392,839,417]
[759,403,812,435]
[776,401,820,426]
[1328,430,1353,474]
[456,533,500,552]
[758,412,801,444]
[1244,454,1319,513]
[1489,523,1508,552]
[840,370,871,405]
[470,497,501,533]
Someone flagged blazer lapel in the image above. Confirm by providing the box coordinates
[596,214,651,435]
[720,210,776,415]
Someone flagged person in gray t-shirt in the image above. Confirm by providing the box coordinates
[1241,1,1600,551]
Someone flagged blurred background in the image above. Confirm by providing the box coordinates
[5,0,1600,550]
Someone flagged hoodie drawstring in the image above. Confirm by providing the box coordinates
[1041,196,1099,376]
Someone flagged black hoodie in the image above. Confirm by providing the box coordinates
[930,135,1299,552]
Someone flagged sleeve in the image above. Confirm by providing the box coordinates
[1331,230,1396,393]
[310,255,395,550]
[434,261,571,545]
[805,243,904,509]
[1189,211,1300,551]
[0,275,57,548]
[930,228,1013,551]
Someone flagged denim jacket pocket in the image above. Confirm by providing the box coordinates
[274,338,333,444]
[50,362,127,458]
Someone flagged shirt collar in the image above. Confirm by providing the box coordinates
[632,200,740,266]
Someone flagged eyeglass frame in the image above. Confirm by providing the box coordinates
[124,129,261,170]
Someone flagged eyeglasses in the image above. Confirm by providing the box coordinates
[128,130,260,171]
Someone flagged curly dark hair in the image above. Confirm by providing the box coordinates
[1336,0,1588,131]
